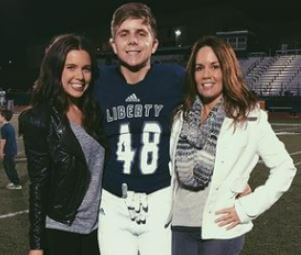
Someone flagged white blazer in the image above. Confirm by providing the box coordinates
[169,108,296,239]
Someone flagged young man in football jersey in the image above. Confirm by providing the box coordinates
[94,2,185,255]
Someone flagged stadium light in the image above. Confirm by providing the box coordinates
[174,28,182,47]
[174,29,181,37]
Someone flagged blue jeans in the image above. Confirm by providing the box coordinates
[3,155,20,185]
[172,227,245,255]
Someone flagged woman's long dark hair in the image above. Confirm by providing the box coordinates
[32,33,105,143]
[183,36,258,124]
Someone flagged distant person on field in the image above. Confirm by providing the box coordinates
[0,109,22,190]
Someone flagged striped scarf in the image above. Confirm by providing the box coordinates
[175,96,225,189]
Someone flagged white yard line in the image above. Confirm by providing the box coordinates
[258,151,301,164]
[0,209,28,219]
[272,123,301,126]
[276,132,300,135]
[290,151,301,156]
[295,161,301,166]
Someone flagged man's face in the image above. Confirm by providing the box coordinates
[111,18,158,71]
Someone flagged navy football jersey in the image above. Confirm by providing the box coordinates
[94,64,185,196]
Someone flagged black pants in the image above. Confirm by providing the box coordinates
[172,227,245,255]
[3,155,20,185]
[45,228,100,255]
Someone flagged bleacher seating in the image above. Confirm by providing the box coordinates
[241,55,301,96]
[239,57,261,76]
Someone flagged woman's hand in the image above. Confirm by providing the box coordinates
[215,207,241,230]
[214,184,251,230]
[28,250,43,255]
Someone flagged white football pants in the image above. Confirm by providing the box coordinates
[98,187,172,255]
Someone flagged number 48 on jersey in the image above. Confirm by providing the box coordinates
[116,122,161,175]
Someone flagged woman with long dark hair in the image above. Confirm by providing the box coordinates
[19,33,106,255]
[170,36,296,255]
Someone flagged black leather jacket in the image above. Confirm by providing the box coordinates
[19,104,101,250]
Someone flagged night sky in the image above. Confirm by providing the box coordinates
[0,0,300,88]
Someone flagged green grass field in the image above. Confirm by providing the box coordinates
[0,114,300,255]
[243,133,301,255]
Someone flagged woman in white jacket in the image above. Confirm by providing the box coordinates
[170,36,296,255]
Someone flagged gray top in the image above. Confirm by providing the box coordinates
[172,181,210,227]
[46,122,105,234]
[172,149,211,227]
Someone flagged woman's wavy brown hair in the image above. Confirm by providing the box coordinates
[31,33,105,143]
[183,36,257,123]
